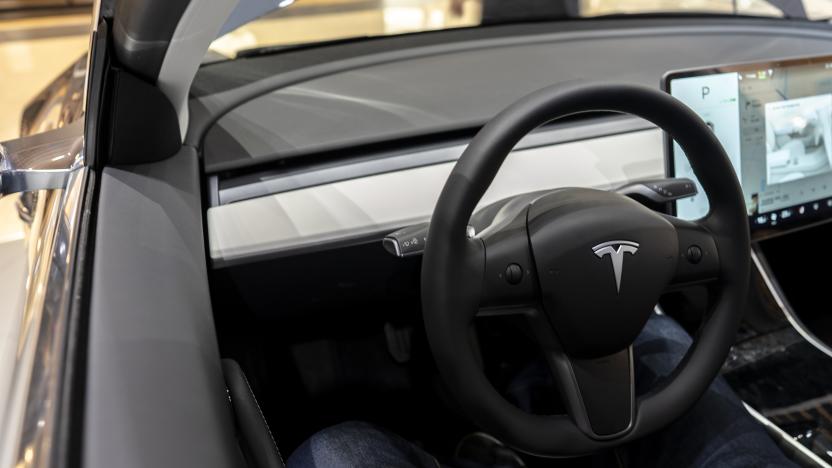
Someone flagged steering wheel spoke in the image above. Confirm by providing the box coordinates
[525,310,635,439]
[661,214,721,288]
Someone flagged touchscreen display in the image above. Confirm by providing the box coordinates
[666,56,832,234]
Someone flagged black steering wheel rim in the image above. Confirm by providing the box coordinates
[421,83,750,456]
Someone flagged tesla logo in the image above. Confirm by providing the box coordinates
[592,240,640,294]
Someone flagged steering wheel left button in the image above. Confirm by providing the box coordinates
[505,264,523,284]
[479,205,536,309]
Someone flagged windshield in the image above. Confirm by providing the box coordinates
[208,0,831,59]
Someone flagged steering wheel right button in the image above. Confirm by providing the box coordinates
[664,216,721,286]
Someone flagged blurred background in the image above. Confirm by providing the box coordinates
[2,0,832,142]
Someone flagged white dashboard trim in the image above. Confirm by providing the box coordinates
[215,116,655,205]
[208,128,664,266]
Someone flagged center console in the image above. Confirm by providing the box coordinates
[666,55,832,466]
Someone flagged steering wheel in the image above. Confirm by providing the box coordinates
[421,83,750,456]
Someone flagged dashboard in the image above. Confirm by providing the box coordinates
[666,54,832,237]
[198,18,832,266]
[207,119,661,266]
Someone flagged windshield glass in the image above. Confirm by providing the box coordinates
[208,0,829,59]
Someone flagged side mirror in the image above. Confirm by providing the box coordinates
[0,120,83,196]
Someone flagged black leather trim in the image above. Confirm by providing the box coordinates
[222,359,285,468]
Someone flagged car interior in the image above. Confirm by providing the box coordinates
[78,6,832,468]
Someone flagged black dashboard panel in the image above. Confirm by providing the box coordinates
[193,17,832,174]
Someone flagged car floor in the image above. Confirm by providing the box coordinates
[214,305,612,467]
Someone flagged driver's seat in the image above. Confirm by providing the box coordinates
[223,359,285,468]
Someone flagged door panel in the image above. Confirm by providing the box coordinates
[84,147,244,468]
